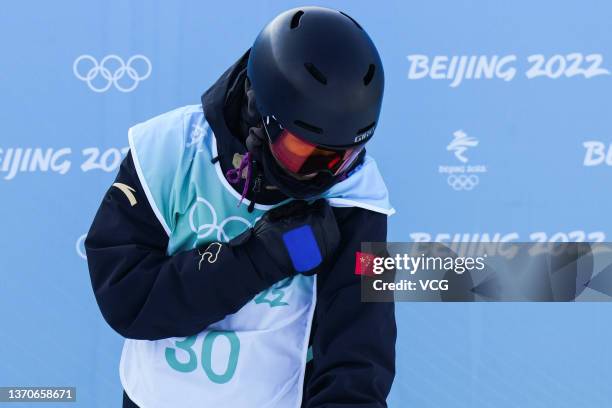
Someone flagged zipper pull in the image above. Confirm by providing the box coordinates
[252,160,262,193]
[253,175,262,193]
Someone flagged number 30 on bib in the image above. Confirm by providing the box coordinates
[165,331,240,384]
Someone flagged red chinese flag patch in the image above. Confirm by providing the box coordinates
[355,251,377,276]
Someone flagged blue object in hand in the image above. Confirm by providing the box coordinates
[282,225,323,273]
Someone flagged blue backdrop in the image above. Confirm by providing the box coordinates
[1,0,611,406]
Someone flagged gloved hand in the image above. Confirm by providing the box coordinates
[230,199,340,276]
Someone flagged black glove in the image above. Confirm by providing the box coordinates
[230,199,340,276]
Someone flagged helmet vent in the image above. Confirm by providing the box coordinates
[339,11,363,30]
[357,122,376,135]
[290,10,304,29]
[294,120,323,134]
[363,64,376,85]
[304,63,328,85]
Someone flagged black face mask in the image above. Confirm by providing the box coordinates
[245,125,340,200]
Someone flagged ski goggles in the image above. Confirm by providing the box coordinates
[262,116,364,176]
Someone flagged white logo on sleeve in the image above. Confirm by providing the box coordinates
[198,242,223,269]
[113,183,138,206]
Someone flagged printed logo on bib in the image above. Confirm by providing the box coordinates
[165,331,240,384]
[189,196,254,244]
[254,277,294,308]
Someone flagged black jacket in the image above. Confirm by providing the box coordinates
[86,51,396,408]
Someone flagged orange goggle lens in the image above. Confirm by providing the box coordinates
[269,129,362,176]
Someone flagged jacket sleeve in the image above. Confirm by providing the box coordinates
[303,207,396,408]
[85,151,289,340]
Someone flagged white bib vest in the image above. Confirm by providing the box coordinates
[120,105,394,408]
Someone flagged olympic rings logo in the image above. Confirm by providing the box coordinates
[73,54,152,93]
[189,197,255,243]
[447,174,479,191]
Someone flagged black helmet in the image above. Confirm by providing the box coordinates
[247,6,384,148]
